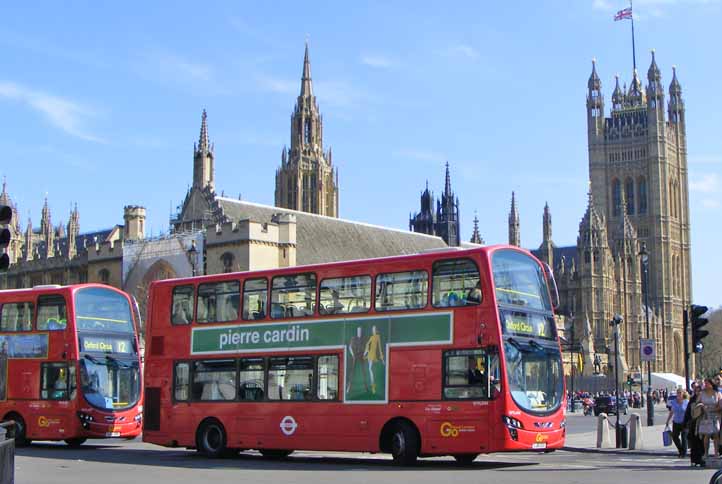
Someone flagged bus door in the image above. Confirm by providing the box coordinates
[427,348,497,453]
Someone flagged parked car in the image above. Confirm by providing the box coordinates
[593,396,628,416]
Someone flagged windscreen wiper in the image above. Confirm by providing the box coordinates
[83,354,103,364]
[105,354,131,368]
[506,337,522,350]
[529,339,545,352]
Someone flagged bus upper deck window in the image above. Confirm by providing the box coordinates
[36,295,67,331]
[432,258,482,308]
[171,285,194,325]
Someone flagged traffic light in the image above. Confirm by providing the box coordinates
[0,203,12,271]
[691,304,710,353]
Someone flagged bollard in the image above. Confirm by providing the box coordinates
[596,413,614,448]
[627,413,643,450]
[0,421,15,484]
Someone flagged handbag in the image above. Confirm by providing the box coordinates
[662,426,673,447]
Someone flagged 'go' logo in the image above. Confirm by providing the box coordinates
[38,416,49,427]
[440,422,460,438]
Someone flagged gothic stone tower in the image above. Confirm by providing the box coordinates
[409,163,461,246]
[508,192,520,247]
[586,52,691,374]
[193,109,215,191]
[275,43,339,217]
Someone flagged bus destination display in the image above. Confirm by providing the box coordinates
[80,335,133,354]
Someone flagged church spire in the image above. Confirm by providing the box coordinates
[470,212,484,244]
[508,192,520,247]
[192,109,215,190]
[300,41,313,97]
[543,202,552,242]
[198,109,209,153]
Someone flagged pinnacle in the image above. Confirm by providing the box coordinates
[300,41,313,97]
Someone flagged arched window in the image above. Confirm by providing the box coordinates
[612,179,621,217]
[98,269,110,284]
[625,178,635,215]
[638,177,647,214]
[304,118,312,144]
[221,252,235,274]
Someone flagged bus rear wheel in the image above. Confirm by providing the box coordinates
[4,413,30,447]
[260,449,293,459]
[65,438,87,447]
[390,421,419,466]
[196,419,227,458]
[453,453,478,465]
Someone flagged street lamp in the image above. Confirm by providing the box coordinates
[610,314,624,448]
[639,242,654,426]
[569,312,576,413]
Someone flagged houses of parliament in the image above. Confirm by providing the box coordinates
[0,47,693,376]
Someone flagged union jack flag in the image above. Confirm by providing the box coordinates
[614,7,633,21]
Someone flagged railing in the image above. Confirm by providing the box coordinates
[0,420,15,484]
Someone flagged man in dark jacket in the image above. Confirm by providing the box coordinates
[685,384,705,467]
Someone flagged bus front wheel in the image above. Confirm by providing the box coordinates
[65,438,87,447]
[453,454,478,465]
[390,421,420,466]
[4,413,30,447]
[196,419,227,458]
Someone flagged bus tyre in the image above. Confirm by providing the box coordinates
[453,454,478,465]
[65,438,87,447]
[390,421,419,466]
[260,449,294,459]
[196,419,227,458]
[5,414,30,447]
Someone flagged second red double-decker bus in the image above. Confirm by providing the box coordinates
[143,245,564,464]
[0,284,143,446]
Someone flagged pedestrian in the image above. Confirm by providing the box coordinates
[685,383,706,467]
[697,378,721,460]
[665,387,689,457]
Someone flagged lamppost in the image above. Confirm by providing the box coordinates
[188,240,197,277]
[569,312,576,413]
[639,242,654,426]
[610,314,623,448]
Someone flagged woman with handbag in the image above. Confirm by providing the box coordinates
[698,378,721,459]
[665,387,689,457]
[685,384,706,467]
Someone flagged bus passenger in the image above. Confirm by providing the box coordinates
[466,282,482,304]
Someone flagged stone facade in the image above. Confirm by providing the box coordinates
[275,43,339,218]
[528,52,690,377]
[409,163,461,246]
[0,178,139,291]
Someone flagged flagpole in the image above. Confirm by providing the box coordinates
[630,0,637,71]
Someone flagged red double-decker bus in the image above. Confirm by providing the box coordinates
[143,245,565,465]
[0,284,143,446]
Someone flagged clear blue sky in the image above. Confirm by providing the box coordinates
[1,1,720,305]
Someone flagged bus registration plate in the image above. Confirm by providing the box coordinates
[106,425,122,437]
[532,443,547,449]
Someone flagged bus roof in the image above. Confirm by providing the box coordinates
[152,244,538,288]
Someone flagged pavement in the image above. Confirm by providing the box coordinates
[10,403,722,484]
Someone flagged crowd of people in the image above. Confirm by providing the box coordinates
[668,377,722,468]
[568,377,722,468]
[567,387,670,414]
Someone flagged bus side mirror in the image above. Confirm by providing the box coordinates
[542,263,560,312]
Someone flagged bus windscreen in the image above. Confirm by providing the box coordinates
[492,250,552,311]
[74,287,135,333]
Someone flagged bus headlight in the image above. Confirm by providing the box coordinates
[560,419,566,429]
[134,414,142,422]
[502,415,523,441]
[502,415,524,429]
